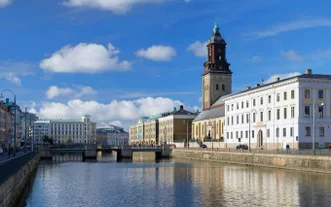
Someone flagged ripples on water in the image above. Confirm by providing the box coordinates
[22,152,331,207]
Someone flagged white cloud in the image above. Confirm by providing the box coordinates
[40,43,130,73]
[247,18,331,39]
[63,0,174,15]
[264,72,301,84]
[251,56,263,62]
[0,0,12,8]
[136,45,176,61]
[0,73,21,85]
[46,85,97,99]
[187,41,207,57]
[0,61,35,85]
[281,50,303,61]
[46,86,75,99]
[31,97,200,130]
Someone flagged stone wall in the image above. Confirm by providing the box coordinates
[172,149,331,173]
[0,154,40,207]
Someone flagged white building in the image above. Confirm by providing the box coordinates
[224,69,331,150]
[33,115,97,145]
[107,131,129,146]
[32,120,51,144]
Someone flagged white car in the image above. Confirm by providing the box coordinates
[0,148,3,154]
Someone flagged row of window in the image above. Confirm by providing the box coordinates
[304,89,325,99]
[226,126,325,139]
[227,90,296,112]
[304,105,324,118]
[227,106,295,125]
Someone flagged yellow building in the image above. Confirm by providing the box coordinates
[192,23,232,143]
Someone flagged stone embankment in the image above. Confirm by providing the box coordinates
[0,152,40,207]
[172,149,331,173]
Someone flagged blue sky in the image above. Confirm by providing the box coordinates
[1,0,331,129]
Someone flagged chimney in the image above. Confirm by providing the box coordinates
[305,69,312,75]
[180,105,184,110]
[173,107,176,112]
[276,77,280,81]
[255,84,261,87]
[6,98,9,105]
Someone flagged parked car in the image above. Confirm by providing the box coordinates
[236,144,248,150]
[0,148,3,154]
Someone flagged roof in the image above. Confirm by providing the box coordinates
[50,119,82,123]
[96,128,126,134]
[193,106,225,122]
[34,120,50,124]
[220,73,331,101]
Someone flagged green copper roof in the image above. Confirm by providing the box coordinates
[50,119,83,123]
[213,23,219,34]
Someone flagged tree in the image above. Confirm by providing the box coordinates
[66,137,72,145]
[42,135,50,145]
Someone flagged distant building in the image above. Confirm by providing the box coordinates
[33,115,96,145]
[96,126,128,146]
[0,102,14,149]
[32,120,51,145]
[130,105,198,145]
[107,131,129,146]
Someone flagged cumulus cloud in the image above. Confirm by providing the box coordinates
[136,45,176,61]
[63,0,174,15]
[0,73,21,85]
[46,85,97,99]
[0,0,12,8]
[281,50,303,61]
[264,72,301,84]
[40,43,130,73]
[30,97,200,130]
[187,41,207,57]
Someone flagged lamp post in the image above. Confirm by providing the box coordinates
[0,89,17,157]
[248,109,257,153]
[312,103,324,155]
[186,120,191,149]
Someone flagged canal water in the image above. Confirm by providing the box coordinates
[21,152,331,207]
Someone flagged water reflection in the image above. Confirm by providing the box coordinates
[23,156,331,207]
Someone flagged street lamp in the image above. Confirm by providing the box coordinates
[206,121,214,151]
[186,120,191,149]
[248,109,257,153]
[312,102,324,155]
[0,89,17,157]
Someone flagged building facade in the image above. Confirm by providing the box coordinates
[32,120,51,145]
[0,102,14,150]
[107,131,129,146]
[192,23,231,143]
[224,69,331,150]
[129,106,197,145]
[158,105,197,144]
[33,115,96,145]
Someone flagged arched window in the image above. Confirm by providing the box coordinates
[216,84,219,90]
[222,84,225,91]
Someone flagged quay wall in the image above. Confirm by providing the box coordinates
[0,153,40,207]
[172,149,331,173]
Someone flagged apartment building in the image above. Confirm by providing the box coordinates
[224,69,331,150]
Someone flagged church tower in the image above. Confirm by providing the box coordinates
[202,23,232,110]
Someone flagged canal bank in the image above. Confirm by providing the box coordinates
[172,149,331,174]
[0,152,40,207]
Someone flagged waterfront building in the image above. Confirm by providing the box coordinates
[33,115,96,145]
[130,105,197,145]
[224,69,331,149]
[192,23,331,150]
[0,102,14,150]
[192,23,231,143]
[32,120,51,145]
[158,105,197,144]
[107,131,129,146]
[21,112,38,147]
[96,125,128,146]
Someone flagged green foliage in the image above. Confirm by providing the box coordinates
[66,137,72,144]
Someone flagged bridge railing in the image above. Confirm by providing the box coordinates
[0,152,37,185]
